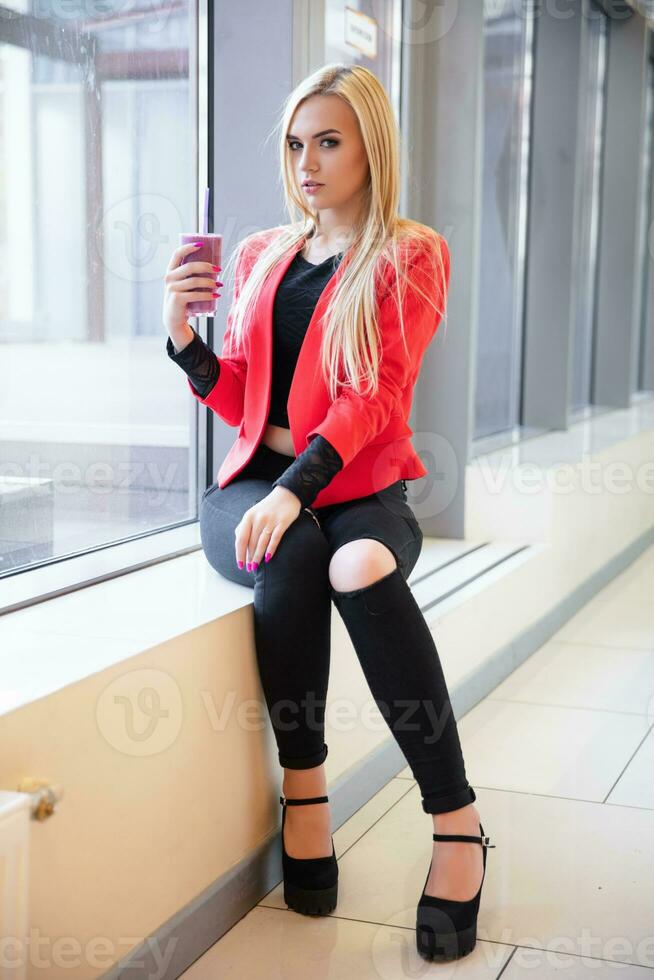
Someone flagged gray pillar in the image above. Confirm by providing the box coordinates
[594,10,650,405]
[401,1,485,538]
[522,5,584,429]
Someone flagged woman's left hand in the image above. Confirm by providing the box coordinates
[235,486,302,569]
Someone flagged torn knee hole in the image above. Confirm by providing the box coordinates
[330,566,400,599]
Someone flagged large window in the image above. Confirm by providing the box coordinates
[569,0,608,417]
[473,0,535,442]
[0,1,200,577]
[322,0,402,122]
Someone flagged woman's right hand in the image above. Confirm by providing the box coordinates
[162,242,223,339]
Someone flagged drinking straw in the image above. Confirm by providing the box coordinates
[203,187,210,235]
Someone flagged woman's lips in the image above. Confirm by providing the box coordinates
[303,183,324,194]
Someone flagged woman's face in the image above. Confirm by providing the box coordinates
[287,94,370,218]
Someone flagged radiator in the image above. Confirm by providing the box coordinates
[0,792,30,980]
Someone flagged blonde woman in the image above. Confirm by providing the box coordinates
[163,63,494,962]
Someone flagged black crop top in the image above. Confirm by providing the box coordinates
[268,249,343,426]
[166,247,345,508]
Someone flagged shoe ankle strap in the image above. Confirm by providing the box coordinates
[432,831,496,847]
[280,794,329,807]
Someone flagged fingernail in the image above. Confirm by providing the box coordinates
[246,562,251,571]
[252,561,259,570]
[265,553,272,562]
[212,265,221,271]
[212,292,220,297]
[192,242,203,247]
[237,560,244,569]
[215,280,224,286]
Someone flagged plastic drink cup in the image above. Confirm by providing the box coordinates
[179,232,222,317]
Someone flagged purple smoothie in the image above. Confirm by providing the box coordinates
[179,232,222,316]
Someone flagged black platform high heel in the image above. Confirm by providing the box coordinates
[416,821,496,961]
[279,794,339,916]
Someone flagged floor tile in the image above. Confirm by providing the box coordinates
[180,903,513,978]
[606,728,654,808]
[455,699,649,801]
[500,946,653,980]
[555,595,653,651]
[488,640,654,717]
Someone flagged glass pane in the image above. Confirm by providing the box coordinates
[473,0,534,440]
[323,0,402,121]
[569,0,607,414]
[0,0,198,576]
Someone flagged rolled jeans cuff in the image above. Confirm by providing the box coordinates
[421,784,477,814]
[278,742,328,770]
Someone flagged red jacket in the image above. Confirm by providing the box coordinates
[185,227,450,508]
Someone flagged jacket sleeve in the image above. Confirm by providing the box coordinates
[182,238,253,427]
[166,326,220,398]
[305,238,450,469]
[271,433,343,509]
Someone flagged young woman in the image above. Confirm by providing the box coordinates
[162,63,494,962]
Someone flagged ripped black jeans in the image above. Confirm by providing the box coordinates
[200,442,476,814]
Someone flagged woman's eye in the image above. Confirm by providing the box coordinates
[288,139,339,150]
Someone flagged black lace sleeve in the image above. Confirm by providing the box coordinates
[271,434,343,509]
[166,326,220,399]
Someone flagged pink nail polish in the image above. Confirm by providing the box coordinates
[246,562,251,571]
[265,553,272,562]
[237,560,244,569]
[192,242,203,247]
[252,561,259,570]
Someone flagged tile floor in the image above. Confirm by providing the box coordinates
[181,542,654,977]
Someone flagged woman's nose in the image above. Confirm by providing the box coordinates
[300,149,317,170]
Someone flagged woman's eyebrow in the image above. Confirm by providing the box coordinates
[286,129,342,140]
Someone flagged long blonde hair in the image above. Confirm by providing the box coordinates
[222,62,448,402]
